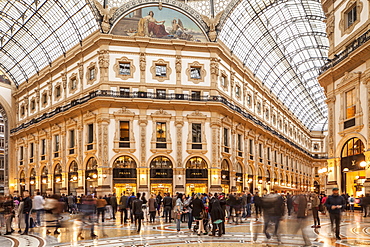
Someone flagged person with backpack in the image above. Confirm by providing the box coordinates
[325,188,346,240]
[348,195,355,212]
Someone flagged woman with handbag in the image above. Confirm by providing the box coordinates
[190,193,205,235]
[174,193,184,232]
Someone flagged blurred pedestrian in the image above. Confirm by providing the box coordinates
[119,192,128,224]
[348,195,355,212]
[33,191,44,227]
[261,191,284,244]
[132,193,144,233]
[325,188,346,240]
[21,190,32,235]
[78,195,97,239]
[97,196,107,223]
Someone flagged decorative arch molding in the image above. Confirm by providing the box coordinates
[109,0,209,40]
[221,158,232,171]
[184,154,211,169]
[109,153,140,168]
[82,155,99,170]
[336,133,367,158]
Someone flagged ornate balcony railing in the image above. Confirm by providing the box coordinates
[11,90,326,159]
[320,29,370,73]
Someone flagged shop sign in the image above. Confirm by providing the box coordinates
[150,168,173,178]
[186,169,208,179]
[341,153,365,171]
[113,168,137,179]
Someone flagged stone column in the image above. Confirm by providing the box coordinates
[76,170,85,196]
[60,172,68,195]
[362,151,370,193]
[174,168,185,193]
[138,167,149,194]
[209,168,222,193]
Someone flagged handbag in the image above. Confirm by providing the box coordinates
[318,203,324,212]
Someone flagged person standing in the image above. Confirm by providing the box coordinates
[127,192,136,223]
[156,192,162,217]
[141,193,148,222]
[132,193,144,233]
[174,193,184,232]
[325,188,346,240]
[163,193,173,223]
[362,194,370,217]
[4,195,15,235]
[348,195,355,212]
[110,193,118,220]
[286,193,293,216]
[209,193,224,237]
[148,194,157,223]
[190,194,205,235]
[96,196,107,223]
[33,191,44,227]
[119,192,129,224]
[246,192,252,217]
[21,191,32,235]
[311,192,321,228]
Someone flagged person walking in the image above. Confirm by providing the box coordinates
[348,195,355,212]
[148,194,157,223]
[127,192,136,223]
[311,192,321,228]
[119,192,129,224]
[132,193,144,233]
[141,193,148,222]
[163,193,173,223]
[174,193,184,232]
[294,193,312,247]
[110,193,118,220]
[33,191,44,227]
[96,196,107,223]
[21,190,32,235]
[4,195,15,235]
[325,188,346,240]
[286,193,293,216]
[261,191,284,244]
[78,195,97,239]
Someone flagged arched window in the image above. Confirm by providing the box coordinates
[86,157,98,170]
[40,166,48,195]
[20,170,25,180]
[54,163,62,194]
[69,161,78,172]
[341,138,365,157]
[221,160,229,171]
[247,165,253,175]
[236,163,243,174]
[30,168,36,178]
[186,157,207,169]
[150,156,172,169]
[41,166,48,177]
[113,155,136,168]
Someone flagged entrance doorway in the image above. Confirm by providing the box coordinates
[151,183,172,195]
[115,183,136,196]
[186,183,207,195]
[221,184,230,194]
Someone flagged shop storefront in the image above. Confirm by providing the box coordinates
[68,161,78,195]
[54,163,62,194]
[150,156,173,195]
[341,137,366,197]
[265,170,271,193]
[113,155,137,196]
[256,168,264,192]
[186,157,208,195]
[235,163,243,193]
[85,157,98,195]
[247,165,254,192]
[29,168,36,195]
[221,160,230,193]
[40,166,48,196]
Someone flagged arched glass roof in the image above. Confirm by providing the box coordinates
[219,0,328,131]
[0,0,98,86]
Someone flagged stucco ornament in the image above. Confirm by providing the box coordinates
[94,0,118,33]
[201,11,224,41]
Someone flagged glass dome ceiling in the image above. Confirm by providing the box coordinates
[219,0,329,131]
[0,0,98,86]
[0,0,328,131]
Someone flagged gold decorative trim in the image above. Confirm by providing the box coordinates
[339,0,363,36]
[113,56,136,80]
[150,59,171,82]
[69,73,78,94]
[86,62,97,85]
[186,61,206,84]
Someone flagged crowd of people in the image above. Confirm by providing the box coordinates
[0,188,366,244]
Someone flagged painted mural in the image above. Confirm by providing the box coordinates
[111,7,207,42]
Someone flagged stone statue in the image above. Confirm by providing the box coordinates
[201,11,224,42]
[94,0,118,34]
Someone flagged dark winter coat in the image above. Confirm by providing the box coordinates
[190,198,204,217]
[209,198,225,221]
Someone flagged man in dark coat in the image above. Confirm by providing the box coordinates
[254,192,262,221]
[21,190,32,235]
[286,193,293,216]
[110,193,118,220]
[325,188,346,240]
[132,193,144,232]
[163,193,173,223]
[261,191,284,244]
[119,192,129,224]
[362,194,370,217]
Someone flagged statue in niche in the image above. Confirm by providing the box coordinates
[201,11,224,42]
[94,0,118,33]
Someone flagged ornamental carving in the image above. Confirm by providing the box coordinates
[150,59,172,82]
[210,57,220,76]
[175,56,182,74]
[61,72,67,89]
[94,0,118,34]
[139,53,146,71]
[175,121,183,167]
[186,61,206,84]
[151,109,171,117]
[339,0,363,36]
[78,62,84,82]
[113,107,135,116]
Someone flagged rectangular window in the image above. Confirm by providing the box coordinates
[0,158,4,169]
[221,76,226,88]
[31,100,35,110]
[89,68,95,80]
[223,128,229,153]
[155,65,167,77]
[156,122,167,148]
[71,78,77,89]
[69,130,75,149]
[0,138,4,148]
[30,143,34,158]
[346,89,356,119]
[190,67,201,79]
[235,85,240,97]
[43,94,47,104]
[237,134,242,157]
[55,135,60,152]
[119,121,130,148]
[119,63,130,75]
[191,91,201,101]
[56,86,61,97]
[21,106,25,116]
[20,146,24,163]
[346,5,357,28]
[259,143,262,158]
[192,123,202,149]
[267,147,270,160]
[119,87,130,97]
[247,95,251,106]
[41,139,46,156]
[0,125,4,132]
[274,150,277,162]
[249,139,253,154]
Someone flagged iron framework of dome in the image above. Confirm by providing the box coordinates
[0,0,328,131]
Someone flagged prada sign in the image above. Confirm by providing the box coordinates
[113,168,137,179]
[150,169,173,179]
[186,169,208,179]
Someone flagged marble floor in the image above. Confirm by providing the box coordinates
[1,211,370,247]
